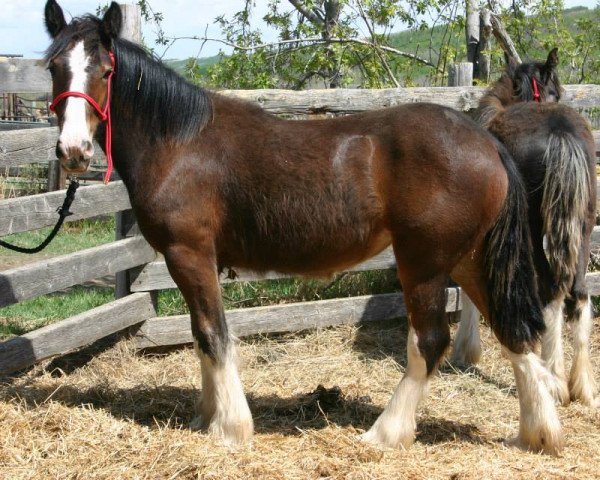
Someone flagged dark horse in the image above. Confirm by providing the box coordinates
[452,50,598,407]
[44,0,563,453]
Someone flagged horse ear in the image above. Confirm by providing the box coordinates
[101,2,123,43]
[546,48,559,70]
[44,0,67,38]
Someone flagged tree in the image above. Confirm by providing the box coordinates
[185,0,457,89]
[137,0,600,89]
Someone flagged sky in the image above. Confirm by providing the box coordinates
[1,0,598,60]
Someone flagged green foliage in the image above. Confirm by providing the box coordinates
[195,0,458,89]
[498,2,600,84]
[184,0,600,88]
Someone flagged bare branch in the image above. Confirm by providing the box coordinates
[355,0,400,87]
[167,35,440,71]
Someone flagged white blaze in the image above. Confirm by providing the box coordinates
[59,41,93,155]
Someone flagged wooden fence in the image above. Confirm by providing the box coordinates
[2,49,600,375]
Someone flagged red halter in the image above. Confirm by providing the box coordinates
[50,51,115,184]
[532,77,541,102]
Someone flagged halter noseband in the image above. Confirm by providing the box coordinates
[532,77,541,102]
[49,51,115,184]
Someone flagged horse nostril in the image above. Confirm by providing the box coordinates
[81,140,94,158]
[55,140,66,159]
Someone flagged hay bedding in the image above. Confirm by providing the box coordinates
[1,318,599,479]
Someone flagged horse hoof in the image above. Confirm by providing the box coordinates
[569,366,598,407]
[516,423,564,456]
[360,424,414,450]
[207,414,254,445]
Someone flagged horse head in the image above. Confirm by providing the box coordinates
[506,48,563,103]
[44,0,121,178]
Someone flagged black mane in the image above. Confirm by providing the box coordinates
[45,15,212,145]
[112,38,213,143]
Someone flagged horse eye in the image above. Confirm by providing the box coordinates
[102,70,112,80]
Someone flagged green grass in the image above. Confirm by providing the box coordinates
[0,286,114,339]
[0,217,117,339]
[1,213,401,339]
[0,217,116,258]
[155,270,399,316]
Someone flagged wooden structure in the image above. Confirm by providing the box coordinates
[1,21,600,374]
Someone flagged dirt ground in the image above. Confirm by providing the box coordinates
[0,318,599,479]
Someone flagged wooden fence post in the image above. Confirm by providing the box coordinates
[115,3,142,299]
[448,63,473,87]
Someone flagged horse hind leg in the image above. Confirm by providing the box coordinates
[452,240,563,454]
[538,292,570,406]
[565,273,598,406]
[450,294,482,366]
[165,244,253,444]
[361,273,451,449]
[531,226,570,406]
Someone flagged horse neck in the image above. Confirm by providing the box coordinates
[475,75,515,128]
[104,42,212,192]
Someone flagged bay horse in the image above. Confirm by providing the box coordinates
[43,0,563,453]
[451,50,598,407]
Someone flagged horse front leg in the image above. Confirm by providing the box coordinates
[165,244,254,444]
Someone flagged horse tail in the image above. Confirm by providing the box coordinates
[484,142,545,351]
[541,131,593,295]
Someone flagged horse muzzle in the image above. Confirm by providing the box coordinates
[55,139,93,173]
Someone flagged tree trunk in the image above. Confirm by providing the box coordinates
[479,9,492,83]
[465,0,480,77]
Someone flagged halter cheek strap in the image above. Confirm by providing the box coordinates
[532,77,541,102]
[50,51,115,184]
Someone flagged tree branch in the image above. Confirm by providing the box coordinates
[168,35,440,71]
[355,0,400,87]
[288,0,324,26]
[489,13,522,64]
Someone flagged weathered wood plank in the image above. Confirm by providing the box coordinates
[131,225,600,292]
[0,181,130,236]
[0,236,155,308]
[130,246,398,292]
[135,271,600,350]
[222,85,600,113]
[0,58,51,94]
[134,288,461,349]
[0,292,156,375]
[0,127,106,168]
[2,55,599,111]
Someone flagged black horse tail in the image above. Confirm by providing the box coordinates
[541,131,593,295]
[484,142,545,352]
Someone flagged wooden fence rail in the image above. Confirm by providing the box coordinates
[2,77,600,375]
